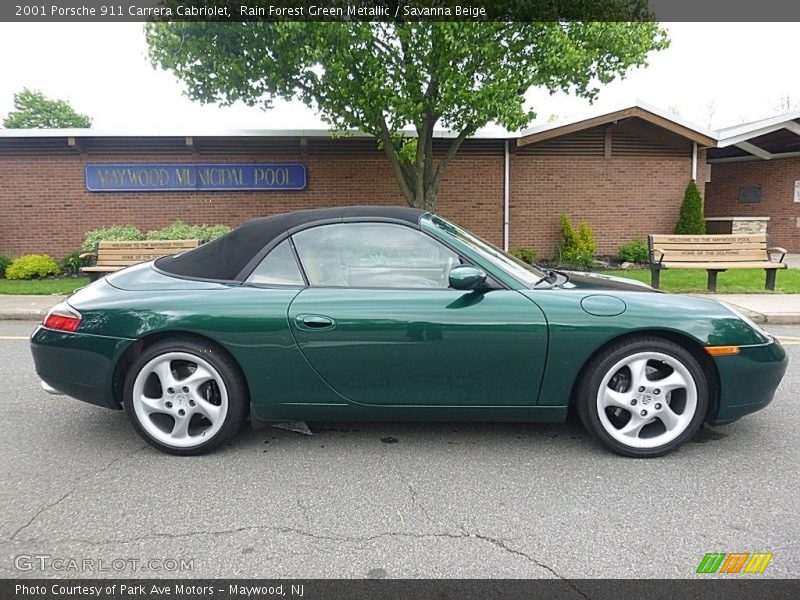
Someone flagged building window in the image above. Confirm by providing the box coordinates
[739,186,762,204]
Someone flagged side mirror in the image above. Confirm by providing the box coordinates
[448,265,487,290]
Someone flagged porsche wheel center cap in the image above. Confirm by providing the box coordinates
[640,393,653,405]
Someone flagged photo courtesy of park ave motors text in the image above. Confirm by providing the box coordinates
[0,3,799,596]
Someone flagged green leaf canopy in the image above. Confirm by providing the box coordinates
[147,18,668,209]
[3,88,92,129]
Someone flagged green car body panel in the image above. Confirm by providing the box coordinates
[31,212,787,428]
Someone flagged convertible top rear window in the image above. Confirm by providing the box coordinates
[155,206,424,281]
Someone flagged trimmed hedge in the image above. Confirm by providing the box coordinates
[617,238,649,264]
[81,221,231,252]
[556,213,596,269]
[145,220,231,242]
[5,254,60,280]
[0,255,10,279]
[674,179,706,235]
[82,225,143,252]
[509,247,538,265]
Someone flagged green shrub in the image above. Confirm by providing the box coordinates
[0,255,10,279]
[5,254,60,280]
[674,179,706,235]
[617,238,649,264]
[82,225,143,252]
[509,247,538,265]
[59,251,87,276]
[556,213,596,269]
[145,220,231,242]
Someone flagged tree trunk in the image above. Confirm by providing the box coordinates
[378,119,474,214]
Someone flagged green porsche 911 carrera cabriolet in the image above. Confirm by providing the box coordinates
[31,207,787,456]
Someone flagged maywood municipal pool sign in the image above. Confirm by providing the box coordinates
[85,163,307,192]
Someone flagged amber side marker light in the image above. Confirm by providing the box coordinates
[704,345,740,356]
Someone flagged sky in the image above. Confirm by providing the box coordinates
[0,22,798,134]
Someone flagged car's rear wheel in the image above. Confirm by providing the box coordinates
[576,337,708,457]
[123,337,248,455]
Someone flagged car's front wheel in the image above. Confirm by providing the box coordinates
[576,337,708,457]
[123,337,248,455]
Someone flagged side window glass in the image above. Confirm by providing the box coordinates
[247,239,304,286]
[292,223,460,289]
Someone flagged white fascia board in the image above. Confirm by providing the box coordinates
[716,111,800,147]
[0,126,514,140]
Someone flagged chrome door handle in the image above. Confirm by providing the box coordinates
[296,314,335,330]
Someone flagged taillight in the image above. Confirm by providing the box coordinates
[42,302,82,332]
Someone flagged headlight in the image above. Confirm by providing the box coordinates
[718,301,771,343]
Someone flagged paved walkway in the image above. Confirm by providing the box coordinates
[782,253,800,269]
[694,294,800,324]
[0,295,66,320]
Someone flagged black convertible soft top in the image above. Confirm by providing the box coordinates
[155,206,425,281]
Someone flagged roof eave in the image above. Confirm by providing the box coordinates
[516,105,717,148]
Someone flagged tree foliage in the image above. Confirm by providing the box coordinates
[146,16,667,210]
[3,88,92,129]
[674,179,706,235]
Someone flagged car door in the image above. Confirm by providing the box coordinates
[286,221,547,407]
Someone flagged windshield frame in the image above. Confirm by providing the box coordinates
[422,214,545,289]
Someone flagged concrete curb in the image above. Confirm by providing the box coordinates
[685,308,800,326]
[0,296,65,321]
[746,313,800,325]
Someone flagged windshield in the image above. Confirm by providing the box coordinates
[427,215,544,287]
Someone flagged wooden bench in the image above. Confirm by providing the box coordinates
[80,239,201,281]
[648,234,788,292]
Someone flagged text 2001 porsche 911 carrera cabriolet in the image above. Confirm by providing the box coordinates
[31,207,787,456]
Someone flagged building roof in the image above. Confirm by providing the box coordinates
[2,102,797,162]
[516,100,717,148]
[0,126,505,140]
[0,100,717,147]
[708,111,800,163]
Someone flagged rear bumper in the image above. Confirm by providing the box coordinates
[30,326,135,409]
[709,339,788,424]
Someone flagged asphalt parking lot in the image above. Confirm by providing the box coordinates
[0,319,797,580]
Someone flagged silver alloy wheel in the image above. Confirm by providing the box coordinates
[596,351,698,449]
[131,352,229,449]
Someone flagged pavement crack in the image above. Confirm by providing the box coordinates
[462,527,589,598]
[43,522,586,592]
[7,489,73,543]
[406,482,437,528]
[295,497,312,531]
[5,444,148,543]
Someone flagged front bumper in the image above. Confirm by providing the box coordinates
[709,339,788,424]
[30,326,135,409]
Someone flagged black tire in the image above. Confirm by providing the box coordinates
[575,336,708,458]
[123,336,249,456]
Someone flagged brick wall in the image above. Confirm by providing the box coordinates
[0,133,702,260]
[0,148,504,257]
[509,152,702,257]
[705,157,800,252]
